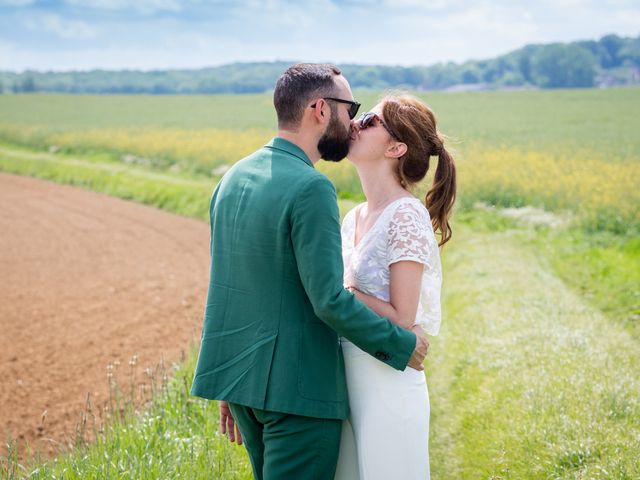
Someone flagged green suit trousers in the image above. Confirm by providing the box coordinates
[229,403,342,480]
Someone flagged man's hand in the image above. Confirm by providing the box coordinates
[219,400,243,445]
[407,325,429,371]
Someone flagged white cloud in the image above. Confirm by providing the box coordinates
[0,40,30,71]
[64,0,182,14]
[380,0,461,10]
[0,0,34,5]
[0,37,248,71]
[1,0,638,71]
[611,9,640,30]
[546,0,589,7]
[24,14,99,39]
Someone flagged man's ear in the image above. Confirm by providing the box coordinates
[386,142,407,159]
[311,99,327,123]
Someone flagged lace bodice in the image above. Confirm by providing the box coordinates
[341,197,442,335]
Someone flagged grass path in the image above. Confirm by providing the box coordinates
[0,142,214,220]
[0,144,205,186]
[429,225,640,479]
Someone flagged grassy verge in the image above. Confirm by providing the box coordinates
[458,209,640,340]
[428,220,640,479]
[0,143,214,221]
[536,229,639,339]
[1,351,253,479]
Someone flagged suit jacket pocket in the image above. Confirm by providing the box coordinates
[298,322,346,403]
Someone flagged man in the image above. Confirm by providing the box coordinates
[191,63,428,479]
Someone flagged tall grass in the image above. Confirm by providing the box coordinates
[1,350,253,479]
[456,145,639,234]
[11,126,271,175]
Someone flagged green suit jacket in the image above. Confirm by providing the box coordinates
[190,137,416,419]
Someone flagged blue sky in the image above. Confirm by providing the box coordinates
[1,0,638,72]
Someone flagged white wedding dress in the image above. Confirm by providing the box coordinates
[334,197,442,480]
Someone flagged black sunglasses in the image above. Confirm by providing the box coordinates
[358,112,400,141]
[310,97,361,120]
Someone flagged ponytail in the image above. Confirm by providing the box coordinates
[426,143,456,246]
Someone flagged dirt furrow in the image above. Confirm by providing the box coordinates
[0,173,211,459]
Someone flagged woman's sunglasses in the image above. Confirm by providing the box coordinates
[310,97,361,120]
[358,112,400,141]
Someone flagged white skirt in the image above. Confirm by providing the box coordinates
[334,339,430,480]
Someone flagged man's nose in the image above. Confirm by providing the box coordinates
[350,119,360,132]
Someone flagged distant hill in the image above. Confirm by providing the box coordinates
[1,33,638,94]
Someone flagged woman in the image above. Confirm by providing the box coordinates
[334,93,456,479]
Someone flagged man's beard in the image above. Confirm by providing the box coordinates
[317,114,351,162]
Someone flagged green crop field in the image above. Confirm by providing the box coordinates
[1,89,638,230]
[1,88,639,479]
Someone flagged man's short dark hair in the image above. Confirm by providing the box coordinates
[274,63,342,130]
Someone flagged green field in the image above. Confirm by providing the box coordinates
[1,90,639,157]
[1,89,639,479]
[1,89,638,230]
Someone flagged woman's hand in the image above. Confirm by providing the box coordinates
[219,400,243,445]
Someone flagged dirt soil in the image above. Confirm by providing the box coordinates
[0,173,211,460]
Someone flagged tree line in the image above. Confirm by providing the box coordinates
[2,33,639,94]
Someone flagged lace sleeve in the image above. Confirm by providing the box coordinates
[386,201,432,267]
[387,200,442,335]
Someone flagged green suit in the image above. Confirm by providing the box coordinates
[191,138,416,478]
